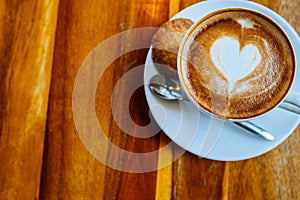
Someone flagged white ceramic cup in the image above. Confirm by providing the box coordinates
[177,3,300,121]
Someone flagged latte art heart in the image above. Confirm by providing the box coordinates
[181,9,295,119]
[210,37,261,89]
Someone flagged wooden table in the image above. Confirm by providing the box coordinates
[0,0,299,199]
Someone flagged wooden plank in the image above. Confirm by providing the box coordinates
[223,1,300,199]
[39,0,169,199]
[155,1,182,199]
[157,1,226,199]
[0,0,59,199]
[156,0,300,200]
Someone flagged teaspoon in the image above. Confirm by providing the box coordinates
[149,74,275,141]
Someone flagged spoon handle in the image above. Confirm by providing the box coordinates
[234,121,274,141]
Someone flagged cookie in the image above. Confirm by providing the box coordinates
[152,18,194,78]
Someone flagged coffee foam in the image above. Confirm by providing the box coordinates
[180,9,295,119]
[210,36,261,92]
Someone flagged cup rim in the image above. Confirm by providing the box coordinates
[177,6,297,121]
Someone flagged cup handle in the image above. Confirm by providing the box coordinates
[279,91,300,114]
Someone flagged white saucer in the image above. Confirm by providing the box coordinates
[144,0,300,161]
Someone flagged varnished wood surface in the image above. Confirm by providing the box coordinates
[0,1,59,199]
[0,0,299,199]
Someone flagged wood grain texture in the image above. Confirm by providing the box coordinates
[40,0,169,199]
[0,0,59,199]
[0,0,299,199]
[222,1,300,199]
[155,1,225,199]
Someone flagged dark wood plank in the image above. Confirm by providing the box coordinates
[40,0,169,199]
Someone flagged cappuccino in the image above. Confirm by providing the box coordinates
[179,9,295,119]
